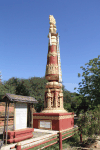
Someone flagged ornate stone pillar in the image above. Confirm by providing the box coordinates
[41,15,67,113]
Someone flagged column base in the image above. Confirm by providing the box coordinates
[33,112,74,131]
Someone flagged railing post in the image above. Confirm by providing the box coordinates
[59,132,62,150]
[16,142,21,150]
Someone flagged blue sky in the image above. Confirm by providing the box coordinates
[0,0,100,93]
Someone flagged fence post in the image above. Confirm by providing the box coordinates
[59,132,62,150]
[16,142,21,150]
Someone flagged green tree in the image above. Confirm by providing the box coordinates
[28,77,47,112]
[74,55,100,109]
[15,79,30,96]
[63,85,79,113]
[0,83,7,100]
[15,77,47,112]
[0,77,47,112]
[71,93,92,116]
[76,105,100,143]
[74,55,100,143]
[63,87,72,112]
[63,88,90,115]
[2,77,20,95]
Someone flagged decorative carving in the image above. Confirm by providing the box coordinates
[48,52,57,57]
[33,114,74,120]
[46,82,62,89]
[51,93,54,107]
[46,89,52,98]
[59,93,63,97]
[45,74,59,81]
[46,64,58,75]
[58,96,60,107]
[48,15,57,46]
[49,15,56,25]
[49,15,57,35]
[46,89,52,108]
[45,89,60,92]
[51,36,57,45]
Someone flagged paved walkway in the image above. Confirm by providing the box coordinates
[0,126,58,150]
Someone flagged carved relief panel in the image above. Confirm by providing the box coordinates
[51,93,54,108]
[58,96,60,107]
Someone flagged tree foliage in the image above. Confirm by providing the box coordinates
[0,77,47,112]
[76,105,100,141]
[74,55,100,142]
[75,55,100,108]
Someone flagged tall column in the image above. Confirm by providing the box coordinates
[41,15,67,113]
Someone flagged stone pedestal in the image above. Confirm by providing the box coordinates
[33,113,74,131]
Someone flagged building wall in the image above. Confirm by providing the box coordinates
[0,102,36,127]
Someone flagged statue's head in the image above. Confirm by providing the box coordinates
[48,89,51,93]
[49,15,56,25]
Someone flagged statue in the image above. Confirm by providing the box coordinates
[49,15,56,25]
[49,15,57,34]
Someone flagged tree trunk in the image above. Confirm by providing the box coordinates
[80,132,82,143]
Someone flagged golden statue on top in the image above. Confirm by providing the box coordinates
[49,15,56,25]
[49,15,57,34]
